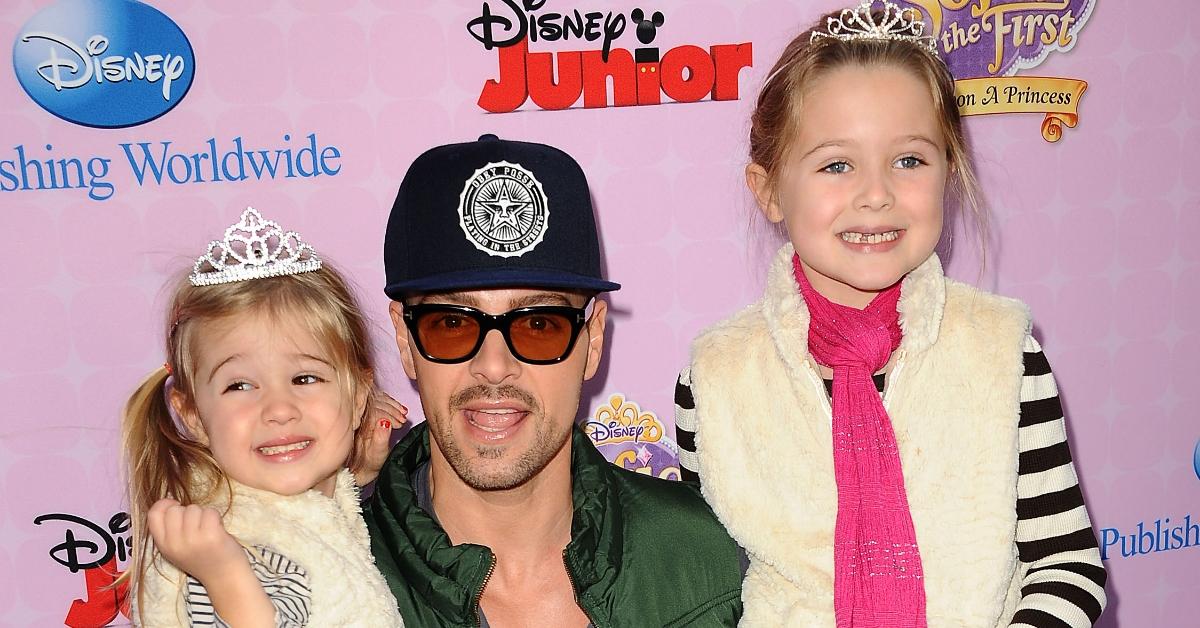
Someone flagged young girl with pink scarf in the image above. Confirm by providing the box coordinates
[674,2,1107,626]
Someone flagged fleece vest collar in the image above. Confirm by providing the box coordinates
[137,469,403,627]
[224,470,403,625]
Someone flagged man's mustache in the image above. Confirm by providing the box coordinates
[449,384,539,413]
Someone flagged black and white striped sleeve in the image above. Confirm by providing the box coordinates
[184,545,311,627]
[674,367,703,484]
[1010,336,1107,627]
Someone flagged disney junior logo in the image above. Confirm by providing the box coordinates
[34,511,132,626]
[13,0,195,128]
[467,0,753,112]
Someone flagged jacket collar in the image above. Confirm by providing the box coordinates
[761,244,946,368]
[374,421,623,624]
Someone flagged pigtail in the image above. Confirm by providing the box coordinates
[119,364,221,617]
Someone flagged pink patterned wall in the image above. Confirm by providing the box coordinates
[0,1,1193,625]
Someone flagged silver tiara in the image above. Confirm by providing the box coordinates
[190,207,322,286]
[810,0,938,54]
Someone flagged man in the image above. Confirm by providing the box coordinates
[364,134,744,627]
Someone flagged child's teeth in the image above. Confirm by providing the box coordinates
[840,230,899,244]
[259,441,311,455]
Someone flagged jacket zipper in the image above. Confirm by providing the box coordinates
[563,549,597,627]
[473,555,497,628]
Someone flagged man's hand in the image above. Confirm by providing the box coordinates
[352,391,409,487]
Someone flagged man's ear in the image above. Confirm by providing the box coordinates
[746,163,784,223]
[169,389,208,445]
[389,301,418,380]
[582,298,608,381]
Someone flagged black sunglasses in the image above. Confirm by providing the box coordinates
[403,304,588,365]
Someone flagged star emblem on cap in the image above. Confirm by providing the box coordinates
[479,183,529,232]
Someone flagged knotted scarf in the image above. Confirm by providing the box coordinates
[793,254,927,628]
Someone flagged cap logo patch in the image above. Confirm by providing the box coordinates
[458,160,549,258]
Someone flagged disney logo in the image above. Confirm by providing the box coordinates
[13,0,197,127]
[33,512,131,573]
[586,394,666,446]
[585,420,662,445]
[467,0,626,61]
[20,32,187,101]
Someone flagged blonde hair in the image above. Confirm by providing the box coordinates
[750,8,987,259]
[120,263,377,610]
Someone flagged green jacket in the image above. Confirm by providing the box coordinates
[364,423,744,627]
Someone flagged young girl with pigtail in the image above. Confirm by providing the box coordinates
[675,1,1107,626]
[122,208,404,626]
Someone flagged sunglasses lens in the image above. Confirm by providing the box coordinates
[415,310,482,361]
[508,311,576,361]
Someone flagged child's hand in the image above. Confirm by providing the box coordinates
[147,498,245,585]
[352,392,409,487]
[147,499,276,625]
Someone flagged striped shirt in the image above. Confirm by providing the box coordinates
[674,336,1107,627]
[184,545,311,627]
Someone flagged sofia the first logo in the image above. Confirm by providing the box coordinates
[903,0,1095,142]
[586,394,681,481]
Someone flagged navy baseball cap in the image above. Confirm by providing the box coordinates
[384,134,620,299]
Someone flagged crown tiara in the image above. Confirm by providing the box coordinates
[810,0,938,54]
[190,207,322,286]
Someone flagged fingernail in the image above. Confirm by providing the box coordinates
[378,419,391,429]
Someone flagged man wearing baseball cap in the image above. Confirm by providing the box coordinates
[364,135,743,626]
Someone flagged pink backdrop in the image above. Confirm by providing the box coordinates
[1,1,1195,625]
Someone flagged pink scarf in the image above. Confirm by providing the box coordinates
[793,255,927,628]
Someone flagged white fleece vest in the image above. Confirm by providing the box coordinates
[136,469,403,627]
[689,246,1030,627]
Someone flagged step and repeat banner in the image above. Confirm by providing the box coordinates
[1,1,1195,625]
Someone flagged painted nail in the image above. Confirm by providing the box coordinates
[378,419,391,429]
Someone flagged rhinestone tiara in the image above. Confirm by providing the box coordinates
[190,207,322,287]
[810,0,938,54]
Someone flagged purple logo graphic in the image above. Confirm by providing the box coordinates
[598,440,683,481]
[904,0,1095,77]
[587,394,682,480]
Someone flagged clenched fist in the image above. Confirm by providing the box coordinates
[147,498,245,585]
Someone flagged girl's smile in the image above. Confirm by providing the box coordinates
[255,436,315,459]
